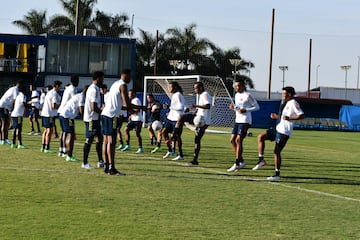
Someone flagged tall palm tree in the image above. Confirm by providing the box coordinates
[93,10,130,38]
[12,9,51,34]
[55,0,98,35]
[165,23,216,73]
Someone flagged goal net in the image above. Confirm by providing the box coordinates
[143,75,235,128]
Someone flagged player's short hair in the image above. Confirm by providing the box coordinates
[92,71,104,80]
[283,86,296,97]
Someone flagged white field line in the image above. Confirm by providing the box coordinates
[134,154,360,203]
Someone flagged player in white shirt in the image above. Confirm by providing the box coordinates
[264,86,304,181]
[162,81,186,159]
[227,79,260,172]
[82,71,104,170]
[187,82,212,165]
[27,83,41,135]
[10,86,28,149]
[40,81,62,153]
[121,89,144,154]
[58,85,88,162]
[0,80,21,144]
[101,69,144,175]
[58,75,79,157]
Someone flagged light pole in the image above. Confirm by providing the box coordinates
[278,66,288,88]
[229,58,241,82]
[169,60,179,75]
[316,65,320,88]
[357,56,360,89]
[340,65,351,99]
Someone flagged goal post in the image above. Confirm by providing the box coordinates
[143,75,235,128]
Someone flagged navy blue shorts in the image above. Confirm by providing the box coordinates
[29,107,40,118]
[126,121,142,132]
[275,132,289,149]
[164,119,177,133]
[266,127,277,141]
[59,116,74,133]
[11,117,23,129]
[231,123,250,138]
[0,108,9,119]
[101,115,118,136]
[42,117,54,128]
[85,120,101,138]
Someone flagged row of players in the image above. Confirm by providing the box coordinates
[0,69,304,181]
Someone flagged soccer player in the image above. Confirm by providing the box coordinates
[146,93,162,146]
[252,99,286,171]
[40,80,62,153]
[162,81,185,159]
[10,86,28,149]
[0,80,22,145]
[82,71,104,170]
[57,75,79,157]
[101,69,144,175]
[27,83,41,135]
[264,86,304,181]
[227,79,260,172]
[187,82,212,166]
[58,85,88,162]
[121,89,145,153]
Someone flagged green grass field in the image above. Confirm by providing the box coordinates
[1,121,359,239]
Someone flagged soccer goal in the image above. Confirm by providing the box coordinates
[143,75,235,128]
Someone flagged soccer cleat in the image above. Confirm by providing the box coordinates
[0,140,4,145]
[227,163,240,172]
[40,147,44,152]
[17,145,28,149]
[10,144,17,149]
[172,155,184,161]
[238,161,247,169]
[136,148,144,154]
[66,156,79,162]
[33,132,41,136]
[104,167,109,174]
[267,175,280,181]
[97,161,104,168]
[108,168,126,176]
[163,151,175,159]
[252,160,267,170]
[44,149,54,153]
[121,145,131,151]
[3,140,10,145]
[187,160,199,166]
[117,144,124,150]
[81,163,93,169]
[151,146,161,153]
[27,131,35,135]
[58,152,66,157]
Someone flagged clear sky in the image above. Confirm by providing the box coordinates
[1,0,360,92]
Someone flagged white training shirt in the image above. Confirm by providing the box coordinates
[196,91,212,125]
[59,92,85,119]
[30,90,40,109]
[276,99,304,137]
[11,92,26,117]
[167,91,185,121]
[129,97,143,122]
[101,80,125,118]
[0,86,18,110]
[83,83,101,122]
[40,88,60,117]
[234,91,260,124]
[58,84,77,114]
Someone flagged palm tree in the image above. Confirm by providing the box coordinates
[93,10,130,38]
[12,9,51,34]
[55,0,98,35]
[165,23,216,73]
